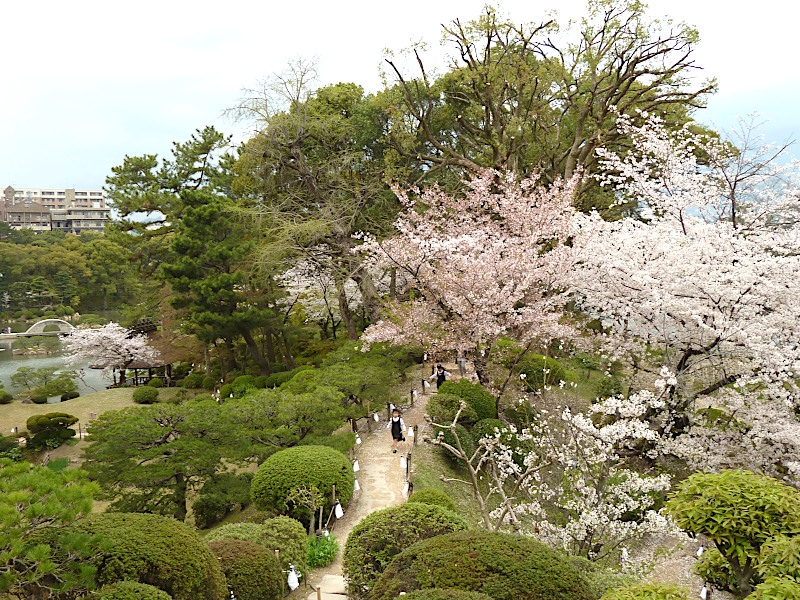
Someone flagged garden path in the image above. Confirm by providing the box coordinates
[301,361,465,600]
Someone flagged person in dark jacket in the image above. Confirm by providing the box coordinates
[387,409,406,453]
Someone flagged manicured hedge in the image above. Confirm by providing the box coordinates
[406,489,457,512]
[183,373,205,389]
[26,412,77,449]
[600,583,692,600]
[343,503,468,598]
[0,390,13,404]
[369,531,593,600]
[147,378,164,388]
[437,380,497,420]
[426,393,478,427]
[73,513,227,600]
[132,387,159,404]
[87,581,173,600]
[251,445,353,524]
[404,591,494,600]
[208,539,282,600]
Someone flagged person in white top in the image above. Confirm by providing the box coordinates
[387,409,407,453]
[429,364,452,389]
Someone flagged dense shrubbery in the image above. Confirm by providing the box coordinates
[193,473,252,529]
[264,365,313,388]
[406,489,457,512]
[300,432,356,456]
[440,424,474,464]
[369,531,593,600]
[343,503,468,598]
[251,445,354,525]
[208,539,283,600]
[202,376,216,390]
[26,412,77,449]
[204,517,307,576]
[87,581,174,600]
[307,534,338,568]
[600,583,691,600]
[426,393,478,427]
[437,380,497,420]
[72,513,227,600]
[0,390,14,404]
[132,387,159,404]
[403,591,494,600]
[182,373,205,388]
[61,390,80,401]
[517,354,575,391]
[30,392,48,404]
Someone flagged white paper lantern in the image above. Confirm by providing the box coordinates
[408,427,414,438]
[353,460,360,472]
[389,403,395,411]
[373,413,379,422]
[354,479,360,491]
[696,546,705,558]
[700,586,708,600]
[402,482,409,496]
[287,566,299,591]
[400,455,407,469]
[335,502,344,519]
[356,436,362,445]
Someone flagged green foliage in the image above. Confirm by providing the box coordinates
[82,402,239,521]
[255,375,268,388]
[233,375,257,390]
[30,390,49,403]
[666,470,800,597]
[0,459,101,598]
[219,383,233,398]
[147,378,164,388]
[183,373,205,388]
[73,512,227,600]
[307,534,339,568]
[251,445,354,525]
[87,581,174,600]
[600,582,692,600]
[407,489,457,512]
[596,376,624,399]
[26,412,78,449]
[300,432,356,456]
[208,539,283,600]
[759,535,800,581]
[264,365,314,388]
[517,355,575,391]
[61,390,80,401]
[204,517,307,576]
[0,390,14,404]
[567,555,633,599]
[343,503,468,599]
[753,577,800,600]
[439,424,474,464]
[132,387,159,404]
[201,376,216,390]
[369,530,593,600]
[437,379,497,420]
[693,547,740,591]
[193,473,252,529]
[427,393,479,428]
[403,591,494,600]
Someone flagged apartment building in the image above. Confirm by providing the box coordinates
[2,185,110,233]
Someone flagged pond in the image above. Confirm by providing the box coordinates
[0,339,111,397]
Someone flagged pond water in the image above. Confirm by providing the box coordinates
[0,340,111,397]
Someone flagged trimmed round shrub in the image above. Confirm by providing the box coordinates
[30,392,48,404]
[233,375,256,389]
[132,387,159,404]
[600,582,691,600]
[0,390,15,404]
[260,516,308,575]
[437,380,497,420]
[344,503,468,599]
[73,513,227,600]
[204,517,307,576]
[208,539,282,600]
[370,530,593,600]
[518,355,575,391]
[26,412,77,449]
[183,373,205,389]
[60,390,80,401]
[219,383,233,398]
[427,393,478,428]
[407,489,457,512]
[192,393,215,403]
[87,581,173,600]
[251,445,354,524]
[255,375,268,388]
[147,378,164,388]
[404,591,493,600]
[201,376,216,390]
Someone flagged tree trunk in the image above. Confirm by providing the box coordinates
[279,331,296,369]
[265,329,277,365]
[351,267,383,325]
[173,472,188,522]
[239,326,269,376]
[389,267,397,300]
[337,282,358,340]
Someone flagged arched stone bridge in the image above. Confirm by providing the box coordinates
[24,319,75,334]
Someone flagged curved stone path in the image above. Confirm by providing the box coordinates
[300,362,464,600]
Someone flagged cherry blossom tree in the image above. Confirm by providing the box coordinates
[63,323,160,384]
[573,112,800,435]
[361,170,581,392]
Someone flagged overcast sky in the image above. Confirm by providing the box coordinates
[1,0,797,190]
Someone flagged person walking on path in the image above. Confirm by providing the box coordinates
[429,364,451,389]
[387,409,406,453]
